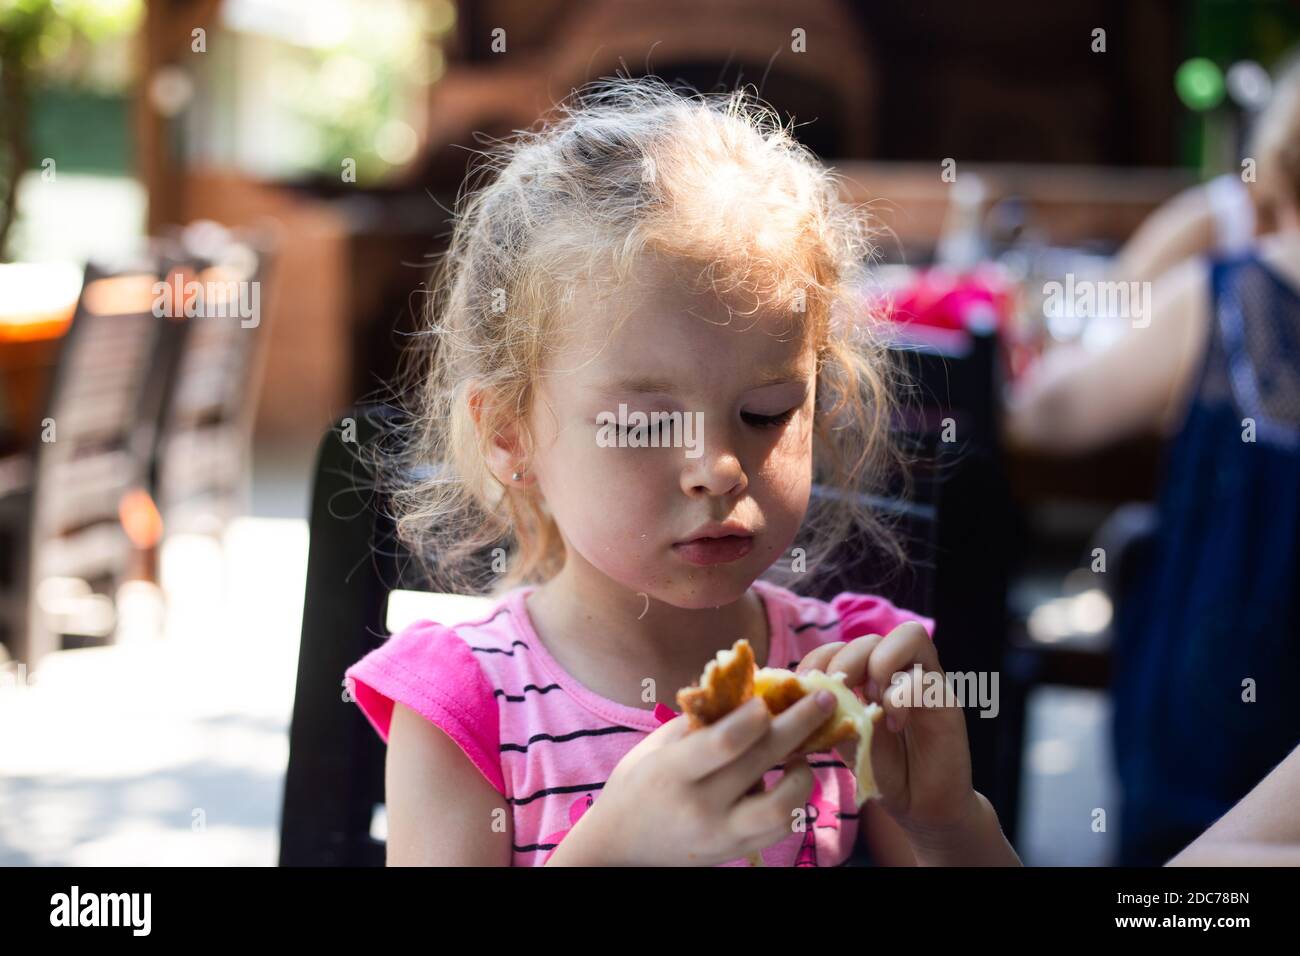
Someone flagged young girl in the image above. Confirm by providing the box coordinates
[345,77,1019,867]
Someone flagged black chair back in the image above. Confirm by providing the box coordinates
[888,324,1018,840]
[280,406,418,866]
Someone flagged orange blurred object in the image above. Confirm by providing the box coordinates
[0,262,82,343]
[82,273,163,317]
[0,304,76,343]
[119,488,165,549]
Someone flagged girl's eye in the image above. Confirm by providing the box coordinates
[608,421,674,443]
[742,408,797,429]
[617,421,669,436]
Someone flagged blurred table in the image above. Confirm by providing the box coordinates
[1007,436,1162,505]
[836,161,1193,253]
[875,256,1165,506]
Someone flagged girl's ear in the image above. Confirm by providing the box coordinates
[468,383,535,488]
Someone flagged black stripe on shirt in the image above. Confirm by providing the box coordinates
[792,617,841,633]
[468,639,530,655]
[500,726,640,752]
[494,683,563,701]
[508,781,606,806]
[512,842,559,853]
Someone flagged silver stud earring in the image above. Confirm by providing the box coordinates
[511,468,524,482]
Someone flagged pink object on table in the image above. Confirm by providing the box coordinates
[873,265,1015,333]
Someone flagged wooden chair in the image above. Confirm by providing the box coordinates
[2,259,186,670]
[154,222,273,537]
[1,228,273,671]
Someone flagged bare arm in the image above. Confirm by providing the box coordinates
[1005,258,1210,456]
[1112,184,1218,286]
[1167,743,1300,866]
[384,700,513,866]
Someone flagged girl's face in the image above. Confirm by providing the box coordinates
[523,256,817,609]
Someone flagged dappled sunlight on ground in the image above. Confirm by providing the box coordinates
[0,516,308,866]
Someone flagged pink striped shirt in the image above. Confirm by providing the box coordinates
[344,577,934,866]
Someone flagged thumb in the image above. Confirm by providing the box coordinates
[612,714,690,779]
[636,712,693,750]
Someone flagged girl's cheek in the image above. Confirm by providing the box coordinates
[768,427,814,470]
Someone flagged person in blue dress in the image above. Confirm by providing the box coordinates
[1006,60,1300,864]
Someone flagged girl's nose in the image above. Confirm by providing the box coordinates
[681,446,748,498]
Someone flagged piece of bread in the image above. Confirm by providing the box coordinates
[675,638,883,806]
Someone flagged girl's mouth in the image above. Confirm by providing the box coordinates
[671,535,754,566]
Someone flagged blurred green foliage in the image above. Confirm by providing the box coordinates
[0,0,142,257]
[1,0,141,83]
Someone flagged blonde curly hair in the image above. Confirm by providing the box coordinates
[376,75,906,599]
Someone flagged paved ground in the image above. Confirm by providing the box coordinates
[0,442,313,867]
[1019,687,1119,866]
[0,439,1118,866]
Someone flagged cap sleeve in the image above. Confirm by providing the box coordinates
[830,592,935,642]
[344,620,505,797]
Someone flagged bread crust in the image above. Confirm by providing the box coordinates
[674,637,884,862]
[676,639,864,755]
[675,640,756,728]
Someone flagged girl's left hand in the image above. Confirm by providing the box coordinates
[793,623,978,837]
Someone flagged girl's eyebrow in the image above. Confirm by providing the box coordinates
[593,371,808,396]
[593,376,678,396]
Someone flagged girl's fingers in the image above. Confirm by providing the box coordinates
[644,712,693,745]
[674,697,771,780]
[823,634,886,697]
[865,712,909,808]
[617,711,691,768]
[880,667,916,732]
[866,622,942,706]
[795,641,844,676]
[729,752,814,844]
[700,692,834,804]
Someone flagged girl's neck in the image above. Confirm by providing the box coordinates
[524,563,770,708]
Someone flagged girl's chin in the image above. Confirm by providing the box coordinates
[652,574,755,610]
[584,556,755,609]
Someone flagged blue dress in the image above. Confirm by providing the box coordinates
[1111,250,1300,866]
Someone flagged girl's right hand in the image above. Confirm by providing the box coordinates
[547,690,839,866]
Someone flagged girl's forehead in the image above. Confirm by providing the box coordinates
[541,288,815,405]
[579,295,801,350]
[554,254,814,358]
